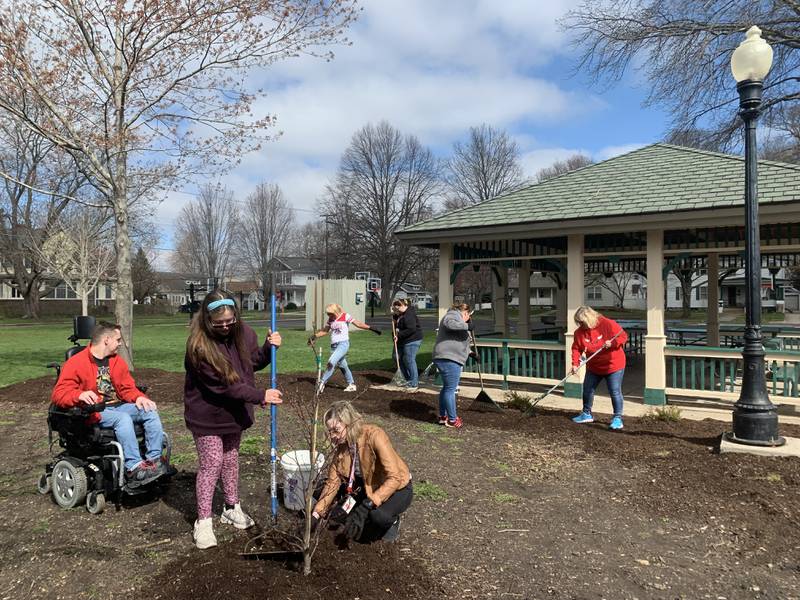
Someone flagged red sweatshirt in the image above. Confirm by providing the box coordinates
[51,345,144,423]
[571,316,628,375]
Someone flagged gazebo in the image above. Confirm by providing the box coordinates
[396,144,800,409]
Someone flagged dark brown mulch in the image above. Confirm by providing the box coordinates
[3,369,800,599]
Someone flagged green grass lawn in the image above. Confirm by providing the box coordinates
[0,319,435,388]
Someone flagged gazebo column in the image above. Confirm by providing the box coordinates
[644,229,667,405]
[518,261,531,339]
[555,267,567,342]
[493,265,509,336]
[438,243,454,322]
[564,235,584,398]
[707,253,720,347]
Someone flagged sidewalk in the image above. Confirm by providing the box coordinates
[376,380,800,426]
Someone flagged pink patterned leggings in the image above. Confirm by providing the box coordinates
[194,432,242,520]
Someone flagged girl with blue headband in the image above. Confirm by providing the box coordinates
[183,289,283,549]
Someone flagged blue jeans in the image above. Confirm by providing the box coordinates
[582,369,625,418]
[98,403,164,471]
[322,341,354,385]
[397,340,422,387]
[434,359,462,420]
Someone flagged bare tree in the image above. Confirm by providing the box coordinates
[444,124,524,210]
[563,0,800,149]
[0,116,85,317]
[287,221,326,263]
[238,183,295,301]
[587,272,636,309]
[536,154,594,183]
[322,121,440,306]
[172,185,239,283]
[0,0,358,365]
[35,207,116,316]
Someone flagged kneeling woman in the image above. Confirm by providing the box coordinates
[312,401,412,542]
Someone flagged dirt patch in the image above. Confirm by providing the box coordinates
[2,369,800,599]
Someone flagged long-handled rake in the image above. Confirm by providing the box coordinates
[525,330,623,416]
[390,318,408,387]
[468,330,503,411]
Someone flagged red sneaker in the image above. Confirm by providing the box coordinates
[445,417,463,429]
[437,415,447,425]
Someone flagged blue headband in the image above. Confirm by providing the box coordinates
[207,298,235,311]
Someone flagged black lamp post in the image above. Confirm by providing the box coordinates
[727,26,785,446]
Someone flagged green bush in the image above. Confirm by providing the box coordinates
[285,302,298,310]
[504,390,532,411]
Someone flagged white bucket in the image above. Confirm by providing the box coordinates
[279,450,325,511]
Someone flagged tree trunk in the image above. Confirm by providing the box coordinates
[80,282,89,316]
[681,279,692,318]
[114,189,135,368]
[22,288,40,319]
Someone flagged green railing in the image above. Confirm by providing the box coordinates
[463,338,564,390]
[665,345,800,406]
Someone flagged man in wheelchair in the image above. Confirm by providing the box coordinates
[51,321,166,488]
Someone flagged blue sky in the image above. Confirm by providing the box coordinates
[155,0,672,254]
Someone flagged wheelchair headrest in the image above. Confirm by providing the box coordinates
[65,345,84,360]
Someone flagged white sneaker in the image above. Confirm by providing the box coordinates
[316,381,325,395]
[220,503,255,529]
[193,518,217,549]
[344,383,357,392]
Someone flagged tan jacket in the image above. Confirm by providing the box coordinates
[314,424,410,516]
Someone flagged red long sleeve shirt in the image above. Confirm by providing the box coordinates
[571,316,628,375]
[51,345,144,423]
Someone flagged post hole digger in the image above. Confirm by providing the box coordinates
[524,329,623,416]
[241,279,305,561]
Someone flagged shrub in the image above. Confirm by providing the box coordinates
[647,405,682,422]
[504,390,532,411]
[285,302,297,310]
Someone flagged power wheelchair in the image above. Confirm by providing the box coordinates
[37,316,174,514]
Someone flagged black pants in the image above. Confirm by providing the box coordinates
[367,481,413,529]
[328,479,414,541]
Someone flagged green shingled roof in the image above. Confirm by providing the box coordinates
[398,144,800,234]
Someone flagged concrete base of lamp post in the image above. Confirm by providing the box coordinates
[720,434,799,458]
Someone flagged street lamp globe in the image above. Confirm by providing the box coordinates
[731,26,773,83]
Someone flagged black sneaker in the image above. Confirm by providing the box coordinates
[382,517,401,542]
[126,461,160,488]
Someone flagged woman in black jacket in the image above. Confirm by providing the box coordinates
[392,299,424,392]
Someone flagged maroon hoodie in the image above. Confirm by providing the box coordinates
[183,322,273,436]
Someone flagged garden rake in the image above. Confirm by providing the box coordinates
[525,330,623,416]
[390,318,408,387]
[468,330,503,412]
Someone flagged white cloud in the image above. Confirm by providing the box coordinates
[156,1,656,238]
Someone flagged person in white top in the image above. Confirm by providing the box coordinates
[308,303,380,393]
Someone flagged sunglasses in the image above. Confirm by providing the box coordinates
[210,316,237,329]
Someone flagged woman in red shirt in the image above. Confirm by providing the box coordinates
[569,306,628,430]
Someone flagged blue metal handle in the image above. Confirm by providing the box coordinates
[270,285,278,524]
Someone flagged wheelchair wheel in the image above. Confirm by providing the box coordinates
[51,460,88,509]
[37,473,51,495]
[86,491,106,515]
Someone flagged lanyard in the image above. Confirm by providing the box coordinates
[346,444,357,494]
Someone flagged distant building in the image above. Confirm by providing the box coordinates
[393,282,433,308]
[264,257,323,307]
